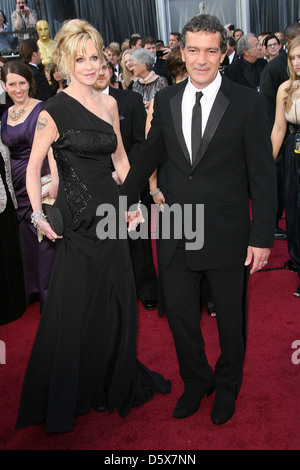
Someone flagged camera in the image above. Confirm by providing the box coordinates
[20,5,24,9]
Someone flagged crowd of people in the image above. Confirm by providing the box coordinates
[0,9,299,433]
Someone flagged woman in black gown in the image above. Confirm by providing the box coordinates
[15,19,171,434]
[271,36,300,298]
[0,135,26,325]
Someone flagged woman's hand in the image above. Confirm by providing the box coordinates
[112,170,122,186]
[37,220,62,242]
[42,183,57,200]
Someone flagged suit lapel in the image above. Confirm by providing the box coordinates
[169,77,231,170]
[191,79,230,170]
[169,80,190,164]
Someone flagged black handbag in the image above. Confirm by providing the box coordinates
[42,203,64,235]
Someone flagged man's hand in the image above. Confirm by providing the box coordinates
[244,246,271,274]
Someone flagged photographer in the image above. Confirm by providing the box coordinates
[11,0,38,32]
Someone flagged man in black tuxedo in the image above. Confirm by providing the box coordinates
[121,14,277,425]
[225,33,267,90]
[18,38,51,101]
[93,59,158,311]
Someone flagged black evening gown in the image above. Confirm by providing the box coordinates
[15,93,171,433]
[283,122,300,278]
[0,153,26,325]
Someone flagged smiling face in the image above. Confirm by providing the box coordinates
[266,38,280,59]
[4,72,30,105]
[181,31,226,89]
[69,38,101,86]
[123,51,134,71]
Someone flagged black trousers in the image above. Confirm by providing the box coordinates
[159,247,249,403]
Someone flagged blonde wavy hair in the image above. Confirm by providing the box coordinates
[53,19,103,80]
[120,49,134,88]
[284,36,300,112]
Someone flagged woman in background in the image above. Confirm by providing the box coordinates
[0,131,26,325]
[48,62,68,95]
[131,48,168,111]
[119,49,136,89]
[1,60,57,311]
[271,36,300,297]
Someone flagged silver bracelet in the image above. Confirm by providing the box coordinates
[150,188,160,196]
[31,210,47,228]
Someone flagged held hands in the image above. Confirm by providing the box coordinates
[125,208,145,232]
[244,246,271,274]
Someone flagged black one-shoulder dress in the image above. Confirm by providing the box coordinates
[15,92,171,433]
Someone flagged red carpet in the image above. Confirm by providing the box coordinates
[0,224,299,450]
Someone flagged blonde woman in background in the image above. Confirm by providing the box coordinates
[120,48,137,89]
[271,36,300,297]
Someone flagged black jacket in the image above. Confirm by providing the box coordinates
[121,76,277,270]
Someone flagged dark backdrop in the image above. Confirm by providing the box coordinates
[42,0,158,46]
[250,0,300,35]
[1,0,299,46]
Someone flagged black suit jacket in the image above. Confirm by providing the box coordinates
[121,76,277,271]
[225,57,267,89]
[108,86,146,165]
[260,50,288,127]
[27,63,51,101]
[154,57,172,85]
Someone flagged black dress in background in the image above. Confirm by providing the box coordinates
[0,152,26,325]
[15,92,171,433]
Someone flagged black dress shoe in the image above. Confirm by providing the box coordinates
[274,227,287,240]
[211,399,235,425]
[173,386,214,419]
[142,300,157,311]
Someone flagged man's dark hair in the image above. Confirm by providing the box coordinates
[263,34,280,48]
[181,14,227,53]
[284,22,300,41]
[142,36,156,47]
[129,36,141,48]
[227,37,236,47]
[19,38,38,63]
[170,32,181,41]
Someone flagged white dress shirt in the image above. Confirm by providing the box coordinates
[182,72,222,162]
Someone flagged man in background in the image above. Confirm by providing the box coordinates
[11,0,38,33]
[225,34,266,90]
[18,38,51,101]
[93,57,158,312]
[169,32,181,49]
